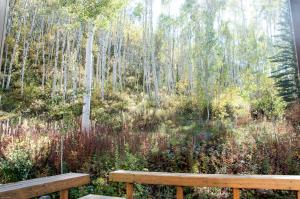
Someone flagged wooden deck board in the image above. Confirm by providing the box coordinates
[109,170,300,191]
[79,195,125,199]
[0,173,90,199]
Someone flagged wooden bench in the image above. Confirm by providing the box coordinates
[79,195,125,199]
[109,170,300,199]
[0,173,90,199]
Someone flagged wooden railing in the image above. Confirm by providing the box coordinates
[109,170,300,199]
[0,173,90,199]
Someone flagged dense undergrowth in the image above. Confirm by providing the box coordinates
[0,87,299,199]
[0,0,299,198]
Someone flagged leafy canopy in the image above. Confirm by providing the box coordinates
[60,0,126,24]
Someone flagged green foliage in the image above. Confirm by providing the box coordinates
[91,93,127,131]
[212,87,250,121]
[48,100,83,121]
[174,96,201,120]
[115,144,145,171]
[132,2,143,18]
[61,0,126,25]
[271,0,300,102]
[251,88,286,120]
[0,146,32,183]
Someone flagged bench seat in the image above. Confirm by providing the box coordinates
[79,195,125,199]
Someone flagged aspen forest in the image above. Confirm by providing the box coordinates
[0,0,300,198]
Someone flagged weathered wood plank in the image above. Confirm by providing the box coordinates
[290,0,300,73]
[109,170,300,191]
[79,195,125,199]
[0,173,90,199]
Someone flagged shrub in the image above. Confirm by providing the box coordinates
[92,95,127,131]
[130,98,162,131]
[212,88,250,122]
[251,89,286,120]
[0,144,33,183]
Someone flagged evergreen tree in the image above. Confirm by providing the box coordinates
[271,0,300,102]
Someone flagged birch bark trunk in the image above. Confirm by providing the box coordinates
[6,16,23,90]
[20,8,37,95]
[0,0,9,69]
[51,31,60,98]
[81,22,95,132]
[100,31,108,100]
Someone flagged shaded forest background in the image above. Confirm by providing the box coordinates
[0,0,300,198]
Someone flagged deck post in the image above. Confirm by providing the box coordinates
[176,186,184,199]
[233,188,240,199]
[60,190,68,199]
[126,183,134,199]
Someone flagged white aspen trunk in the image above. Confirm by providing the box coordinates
[112,29,118,92]
[60,135,64,174]
[48,42,55,71]
[81,22,95,132]
[143,0,151,96]
[34,27,42,66]
[63,34,70,101]
[121,36,127,90]
[1,44,8,88]
[51,31,60,98]
[96,51,100,86]
[0,0,9,69]
[149,0,159,105]
[100,32,108,100]
[117,34,123,91]
[60,34,66,93]
[117,13,125,91]
[41,19,46,90]
[167,27,175,94]
[20,8,37,95]
[5,17,23,90]
[188,31,193,94]
[96,35,102,86]
[72,25,83,100]
[106,29,112,81]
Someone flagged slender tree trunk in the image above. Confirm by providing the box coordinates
[72,25,83,100]
[63,34,70,101]
[51,31,60,98]
[81,22,95,132]
[60,34,66,93]
[149,0,159,105]
[41,19,46,90]
[100,31,108,100]
[188,32,193,94]
[106,29,112,81]
[0,0,9,68]
[96,34,102,86]
[112,27,118,92]
[60,135,64,174]
[6,17,23,90]
[1,44,8,88]
[20,8,37,95]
